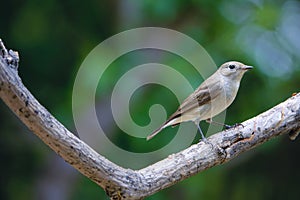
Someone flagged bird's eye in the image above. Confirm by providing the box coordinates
[228,65,235,69]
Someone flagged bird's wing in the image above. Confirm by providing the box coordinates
[166,78,223,123]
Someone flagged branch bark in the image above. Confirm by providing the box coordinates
[0,39,299,200]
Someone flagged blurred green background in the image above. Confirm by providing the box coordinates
[1,0,300,199]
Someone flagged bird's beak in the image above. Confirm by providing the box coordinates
[242,65,253,70]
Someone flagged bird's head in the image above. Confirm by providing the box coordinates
[219,61,253,80]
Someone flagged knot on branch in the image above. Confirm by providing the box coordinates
[0,39,19,70]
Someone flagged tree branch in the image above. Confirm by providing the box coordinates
[0,39,299,200]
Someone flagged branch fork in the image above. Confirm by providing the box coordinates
[0,39,299,200]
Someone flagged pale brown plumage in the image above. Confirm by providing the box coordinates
[146,61,253,140]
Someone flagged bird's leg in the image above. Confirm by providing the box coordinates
[195,121,214,149]
[195,122,207,142]
[206,118,229,128]
[197,120,229,156]
[206,118,243,129]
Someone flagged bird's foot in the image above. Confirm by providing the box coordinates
[199,137,213,149]
[224,123,244,130]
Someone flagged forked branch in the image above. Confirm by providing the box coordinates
[0,39,299,200]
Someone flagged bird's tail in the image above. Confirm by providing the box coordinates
[146,124,166,140]
[146,119,179,140]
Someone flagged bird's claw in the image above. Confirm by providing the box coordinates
[224,123,244,130]
[199,137,214,149]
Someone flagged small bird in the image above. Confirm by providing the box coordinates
[146,61,253,141]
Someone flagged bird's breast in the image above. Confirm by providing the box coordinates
[200,78,240,120]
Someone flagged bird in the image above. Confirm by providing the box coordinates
[146,61,253,141]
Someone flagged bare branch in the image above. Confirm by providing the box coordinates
[0,39,299,200]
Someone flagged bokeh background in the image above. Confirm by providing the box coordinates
[1,0,300,199]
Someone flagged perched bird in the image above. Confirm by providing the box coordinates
[146,61,253,141]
